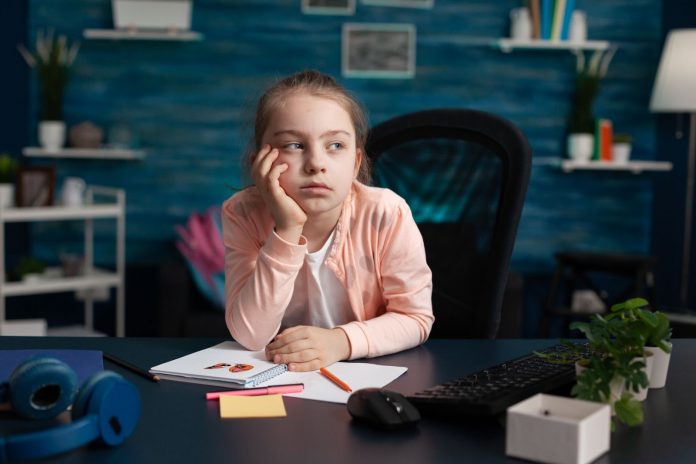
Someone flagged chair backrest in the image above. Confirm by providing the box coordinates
[365,109,531,338]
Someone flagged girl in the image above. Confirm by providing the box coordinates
[223,70,433,372]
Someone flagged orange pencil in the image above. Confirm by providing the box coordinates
[319,367,352,393]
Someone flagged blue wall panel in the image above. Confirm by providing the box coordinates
[26,0,661,273]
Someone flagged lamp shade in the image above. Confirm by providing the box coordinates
[650,29,696,113]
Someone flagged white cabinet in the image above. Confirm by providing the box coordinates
[0,186,126,336]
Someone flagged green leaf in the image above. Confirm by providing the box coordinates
[614,395,644,426]
[637,310,658,328]
[624,298,649,310]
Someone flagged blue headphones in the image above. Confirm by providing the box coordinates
[0,356,140,462]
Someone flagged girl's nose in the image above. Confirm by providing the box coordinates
[304,146,327,173]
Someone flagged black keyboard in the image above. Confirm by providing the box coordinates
[408,343,589,417]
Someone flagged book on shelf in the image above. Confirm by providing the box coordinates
[561,0,575,40]
[593,118,613,161]
[551,0,566,41]
[528,0,541,39]
[541,0,553,40]
[537,0,576,42]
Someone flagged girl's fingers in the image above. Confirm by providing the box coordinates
[251,144,273,170]
[287,359,322,372]
[267,338,312,356]
[252,146,278,180]
[273,348,319,365]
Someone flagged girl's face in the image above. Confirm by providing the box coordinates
[261,93,362,220]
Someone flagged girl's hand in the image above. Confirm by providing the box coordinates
[265,326,351,372]
[251,144,307,243]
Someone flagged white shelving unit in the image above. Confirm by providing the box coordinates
[23,147,145,160]
[560,160,673,174]
[0,186,126,337]
[495,38,610,53]
[83,29,203,41]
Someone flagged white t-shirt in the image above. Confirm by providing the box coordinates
[282,229,353,329]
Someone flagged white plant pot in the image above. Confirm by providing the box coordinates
[612,143,632,164]
[645,343,672,389]
[112,0,192,30]
[0,184,15,209]
[39,121,66,151]
[568,133,594,163]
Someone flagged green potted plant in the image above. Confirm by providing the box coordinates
[608,297,672,388]
[612,133,633,164]
[18,29,80,152]
[0,153,19,208]
[569,310,649,429]
[567,48,616,162]
[538,297,665,429]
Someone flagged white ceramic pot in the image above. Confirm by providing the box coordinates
[612,143,632,164]
[568,133,594,163]
[39,121,66,151]
[61,177,87,208]
[0,184,15,209]
[645,343,672,389]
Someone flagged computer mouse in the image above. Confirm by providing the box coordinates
[347,388,421,429]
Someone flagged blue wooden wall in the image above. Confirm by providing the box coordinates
[26,0,662,274]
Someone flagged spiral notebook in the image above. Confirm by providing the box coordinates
[149,341,289,388]
[149,341,409,403]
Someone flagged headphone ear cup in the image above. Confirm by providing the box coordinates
[72,371,140,446]
[8,357,78,420]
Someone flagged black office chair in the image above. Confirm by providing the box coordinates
[365,109,532,338]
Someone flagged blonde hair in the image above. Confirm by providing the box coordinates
[246,70,371,183]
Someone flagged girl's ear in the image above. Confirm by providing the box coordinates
[354,148,363,179]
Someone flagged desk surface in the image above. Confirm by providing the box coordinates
[1,337,694,464]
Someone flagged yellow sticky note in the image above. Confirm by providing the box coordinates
[219,394,287,419]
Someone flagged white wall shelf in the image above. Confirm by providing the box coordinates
[495,38,610,53]
[23,147,145,160]
[560,160,673,174]
[533,158,673,174]
[0,186,126,337]
[83,28,203,41]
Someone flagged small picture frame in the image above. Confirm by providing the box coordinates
[342,23,416,78]
[302,0,356,15]
[360,0,433,8]
[15,166,56,207]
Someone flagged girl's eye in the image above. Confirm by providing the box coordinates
[328,142,344,150]
[283,143,302,150]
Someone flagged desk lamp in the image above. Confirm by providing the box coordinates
[650,29,696,306]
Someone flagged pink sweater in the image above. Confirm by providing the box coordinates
[222,181,434,359]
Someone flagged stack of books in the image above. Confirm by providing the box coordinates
[527,0,576,41]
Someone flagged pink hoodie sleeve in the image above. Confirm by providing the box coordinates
[222,196,307,351]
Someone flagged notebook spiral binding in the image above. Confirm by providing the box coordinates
[247,363,288,387]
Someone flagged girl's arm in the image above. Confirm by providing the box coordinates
[340,200,434,359]
[222,196,306,350]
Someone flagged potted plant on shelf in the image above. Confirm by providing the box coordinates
[18,29,80,152]
[567,48,616,163]
[0,153,18,208]
[612,134,633,164]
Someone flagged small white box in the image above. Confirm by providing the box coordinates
[112,0,192,31]
[506,394,610,464]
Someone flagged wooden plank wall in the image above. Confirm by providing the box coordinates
[26,0,661,274]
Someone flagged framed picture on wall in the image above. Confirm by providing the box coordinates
[302,0,356,15]
[15,166,56,207]
[342,23,416,78]
[360,0,433,8]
